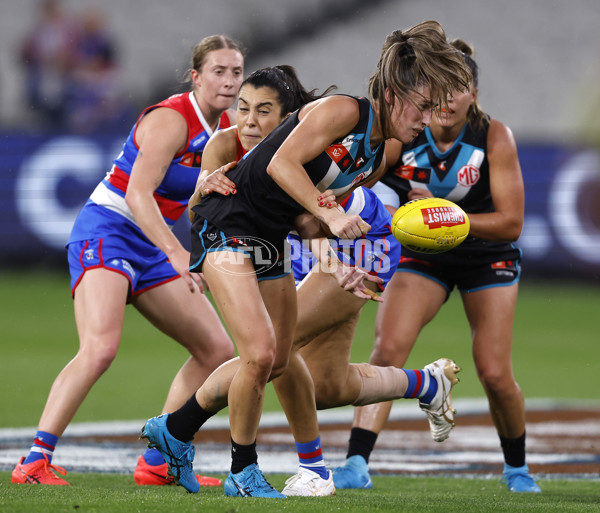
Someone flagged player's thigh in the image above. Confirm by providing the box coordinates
[371,271,447,365]
[73,268,129,352]
[202,252,276,361]
[133,277,230,351]
[462,283,518,372]
[294,270,366,348]
[258,273,298,371]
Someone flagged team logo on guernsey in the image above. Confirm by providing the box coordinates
[180,150,203,167]
[326,144,355,172]
[180,132,209,167]
[395,165,431,183]
[457,165,481,186]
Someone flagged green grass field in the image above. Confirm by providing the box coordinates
[1,270,599,427]
[1,271,600,512]
[1,473,599,513]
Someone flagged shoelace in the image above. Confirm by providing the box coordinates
[245,469,276,493]
[160,434,195,479]
[26,459,67,480]
[425,372,455,425]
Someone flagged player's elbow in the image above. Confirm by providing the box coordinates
[266,154,285,182]
[504,216,523,241]
[124,188,141,209]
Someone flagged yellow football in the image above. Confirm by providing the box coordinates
[391,197,470,254]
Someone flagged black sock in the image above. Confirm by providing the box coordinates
[165,394,214,442]
[346,427,378,463]
[231,438,258,474]
[500,432,526,468]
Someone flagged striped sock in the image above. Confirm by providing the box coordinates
[23,431,59,465]
[296,436,328,479]
[403,369,437,403]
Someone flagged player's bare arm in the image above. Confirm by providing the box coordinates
[267,96,367,238]
[467,118,524,241]
[126,108,204,292]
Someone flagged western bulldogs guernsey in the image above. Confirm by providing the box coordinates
[379,117,520,264]
[192,96,384,252]
[289,186,400,288]
[69,92,231,243]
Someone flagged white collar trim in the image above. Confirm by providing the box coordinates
[189,91,215,136]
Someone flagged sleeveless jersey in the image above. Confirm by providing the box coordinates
[70,92,231,243]
[192,96,384,249]
[380,117,520,263]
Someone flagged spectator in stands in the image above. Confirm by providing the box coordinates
[66,7,131,134]
[19,0,78,129]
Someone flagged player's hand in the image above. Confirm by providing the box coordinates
[332,263,384,302]
[318,190,338,209]
[169,247,206,293]
[407,188,433,201]
[202,162,238,197]
[328,214,371,239]
[188,162,238,221]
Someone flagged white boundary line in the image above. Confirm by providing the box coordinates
[1,398,599,479]
[1,398,598,441]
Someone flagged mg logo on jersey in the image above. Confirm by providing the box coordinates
[457,165,480,186]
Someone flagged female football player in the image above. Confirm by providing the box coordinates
[334,39,540,494]
[11,35,243,487]
[141,21,471,498]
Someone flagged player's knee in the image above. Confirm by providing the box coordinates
[243,349,278,381]
[478,365,515,395]
[369,338,410,367]
[314,380,345,409]
[191,341,235,369]
[77,344,118,376]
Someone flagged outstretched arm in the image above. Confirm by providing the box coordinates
[293,213,383,301]
[267,96,369,239]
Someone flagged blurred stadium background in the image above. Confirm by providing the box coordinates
[1,0,600,279]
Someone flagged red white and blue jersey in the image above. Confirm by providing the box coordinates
[70,92,232,244]
[289,186,400,288]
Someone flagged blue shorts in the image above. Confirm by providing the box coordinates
[190,218,291,282]
[67,236,178,299]
[287,232,401,291]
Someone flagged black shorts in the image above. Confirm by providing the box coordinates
[189,217,291,281]
[396,253,521,300]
